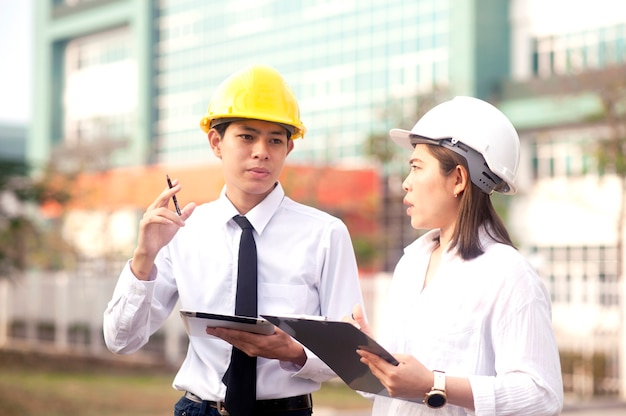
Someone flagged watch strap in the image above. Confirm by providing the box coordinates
[433,370,446,391]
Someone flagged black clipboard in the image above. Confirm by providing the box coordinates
[180,310,275,336]
[262,315,397,395]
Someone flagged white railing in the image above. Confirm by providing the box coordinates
[0,270,391,366]
[0,270,622,398]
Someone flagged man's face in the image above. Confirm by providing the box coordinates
[209,119,294,211]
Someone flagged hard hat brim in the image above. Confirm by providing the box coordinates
[200,115,303,138]
[389,129,516,194]
[389,128,415,151]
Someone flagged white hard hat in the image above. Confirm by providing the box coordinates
[389,96,520,194]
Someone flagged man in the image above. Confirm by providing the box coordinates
[103,65,364,416]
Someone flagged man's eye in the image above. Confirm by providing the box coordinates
[270,138,285,144]
[240,134,253,140]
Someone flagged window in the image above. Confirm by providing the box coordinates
[529,131,606,179]
[532,23,626,77]
[532,245,619,306]
[64,27,136,145]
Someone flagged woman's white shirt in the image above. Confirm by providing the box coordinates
[373,229,563,416]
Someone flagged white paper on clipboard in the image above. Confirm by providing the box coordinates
[261,314,398,396]
[180,310,275,337]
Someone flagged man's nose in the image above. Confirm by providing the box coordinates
[252,140,270,159]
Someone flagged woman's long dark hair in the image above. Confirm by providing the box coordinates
[428,144,515,260]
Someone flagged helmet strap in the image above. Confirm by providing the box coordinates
[410,135,505,194]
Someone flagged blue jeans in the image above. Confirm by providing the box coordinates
[174,396,313,416]
[174,396,222,416]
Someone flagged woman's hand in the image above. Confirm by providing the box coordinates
[357,350,432,399]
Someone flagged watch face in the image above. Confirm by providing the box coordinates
[426,392,447,408]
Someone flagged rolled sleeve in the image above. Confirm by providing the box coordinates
[279,346,337,383]
[469,375,496,415]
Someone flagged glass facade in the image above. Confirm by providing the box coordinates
[532,22,626,77]
[153,0,452,165]
[529,126,609,179]
[64,26,136,146]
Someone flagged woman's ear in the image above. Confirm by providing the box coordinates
[208,130,222,159]
[453,164,469,197]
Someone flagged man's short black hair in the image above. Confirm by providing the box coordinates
[212,121,292,141]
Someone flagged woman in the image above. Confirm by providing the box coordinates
[353,96,563,415]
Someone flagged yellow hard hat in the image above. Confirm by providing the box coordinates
[199,65,306,139]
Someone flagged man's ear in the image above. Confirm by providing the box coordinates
[286,138,295,155]
[208,130,222,159]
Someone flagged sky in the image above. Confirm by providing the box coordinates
[0,0,33,124]
[527,0,626,36]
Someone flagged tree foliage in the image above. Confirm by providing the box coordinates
[364,87,450,170]
[0,159,76,277]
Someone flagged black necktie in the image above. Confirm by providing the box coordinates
[223,215,257,416]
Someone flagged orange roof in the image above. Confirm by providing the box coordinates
[62,163,380,217]
[42,163,383,270]
[68,164,225,211]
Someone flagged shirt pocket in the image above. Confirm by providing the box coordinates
[258,282,310,315]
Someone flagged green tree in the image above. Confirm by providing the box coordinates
[0,159,75,278]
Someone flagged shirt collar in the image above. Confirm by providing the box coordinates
[406,229,441,255]
[406,226,496,261]
[217,182,285,235]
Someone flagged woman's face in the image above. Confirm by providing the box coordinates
[401,144,461,231]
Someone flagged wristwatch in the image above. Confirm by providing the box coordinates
[424,370,447,409]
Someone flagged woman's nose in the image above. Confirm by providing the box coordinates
[402,175,410,191]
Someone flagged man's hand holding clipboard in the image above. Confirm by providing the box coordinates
[262,306,400,397]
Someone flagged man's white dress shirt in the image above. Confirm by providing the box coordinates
[372,229,563,416]
[103,183,363,401]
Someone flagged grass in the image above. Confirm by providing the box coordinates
[0,348,371,415]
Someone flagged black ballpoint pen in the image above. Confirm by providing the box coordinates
[166,174,182,215]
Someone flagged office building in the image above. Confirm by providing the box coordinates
[0,123,27,162]
[32,0,511,166]
[31,0,511,268]
[503,0,626,398]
